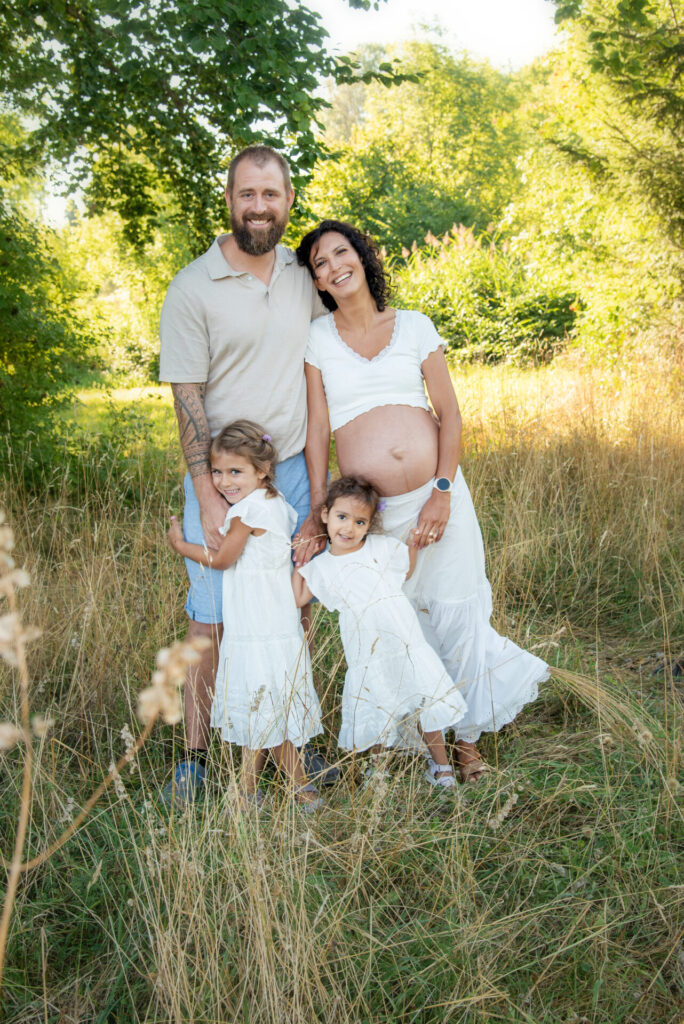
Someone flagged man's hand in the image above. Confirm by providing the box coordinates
[293,510,327,566]
[194,475,229,550]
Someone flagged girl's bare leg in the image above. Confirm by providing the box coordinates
[241,747,267,795]
[270,740,318,804]
[420,729,453,782]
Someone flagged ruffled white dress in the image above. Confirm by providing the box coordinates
[298,534,467,751]
[382,473,549,743]
[210,489,322,749]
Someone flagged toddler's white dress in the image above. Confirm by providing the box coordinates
[298,534,467,751]
[211,489,322,750]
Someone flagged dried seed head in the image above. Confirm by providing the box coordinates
[0,568,30,597]
[0,614,42,666]
[0,525,15,552]
[634,726,654,747]
[109,761,126,799]
[138,636,211,725]
[0,722,25,750]
[487,790,519,832]
[31,715,55,738]
[60,795,77,823]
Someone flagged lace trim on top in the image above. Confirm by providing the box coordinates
[328,310,401,364]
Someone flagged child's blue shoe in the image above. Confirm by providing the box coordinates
[299,744,340,787]
[160,760,206,809]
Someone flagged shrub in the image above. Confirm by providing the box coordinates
[394,226,579,363]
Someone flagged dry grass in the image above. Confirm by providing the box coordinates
[0,345,682,1022]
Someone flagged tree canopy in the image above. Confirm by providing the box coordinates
[302,41,525,251]
[550,0,684,250]
[0,0,397,249]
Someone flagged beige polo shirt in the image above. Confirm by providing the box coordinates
[159,235,324,461]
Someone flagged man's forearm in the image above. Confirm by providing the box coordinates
[171,382,211,479]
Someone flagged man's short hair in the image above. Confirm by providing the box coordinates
[227,145,292,197]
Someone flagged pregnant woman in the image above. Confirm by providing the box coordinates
[295,220,548,781]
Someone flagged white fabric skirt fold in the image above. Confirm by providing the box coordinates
[380,469,548,743]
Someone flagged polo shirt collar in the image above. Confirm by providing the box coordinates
[206,235,294,280]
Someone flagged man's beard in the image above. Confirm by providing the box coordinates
[231,211,288,255]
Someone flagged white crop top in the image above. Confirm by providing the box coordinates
[305,310,444,431]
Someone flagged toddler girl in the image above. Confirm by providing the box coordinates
[292,477,468,787]
[168,420,323,808]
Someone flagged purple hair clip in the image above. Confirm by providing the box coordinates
[377,500,387,512]
[262,434,271,442]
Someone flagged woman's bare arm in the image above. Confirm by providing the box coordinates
[295,363,331,566]
[412,350,463,549]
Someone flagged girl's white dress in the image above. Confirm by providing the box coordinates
[210,489,322,749]
[298,534,467,752]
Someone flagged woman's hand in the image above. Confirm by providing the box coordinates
[293,510,327,566]
[168,515,184,553]
[412,489,451,549]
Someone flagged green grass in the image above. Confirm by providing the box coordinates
[0,352,682,1022]
[69,383,177,448]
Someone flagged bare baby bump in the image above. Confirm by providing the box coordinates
[335,406,439,496]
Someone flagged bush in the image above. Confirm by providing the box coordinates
[394,226,579,363]
[0,200,96,461]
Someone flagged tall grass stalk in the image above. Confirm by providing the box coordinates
[0,349,681,1022]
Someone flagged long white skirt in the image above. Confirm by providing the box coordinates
[381,470,548,743]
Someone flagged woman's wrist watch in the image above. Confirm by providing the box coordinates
[434,477,452,493]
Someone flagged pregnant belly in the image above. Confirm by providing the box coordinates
[335,405,439,496]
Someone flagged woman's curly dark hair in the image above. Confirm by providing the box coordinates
[296,220,392,313]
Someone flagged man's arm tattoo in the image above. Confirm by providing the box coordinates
[171,382,212,478]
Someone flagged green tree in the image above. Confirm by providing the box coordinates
[0,201,93,445]
[549,0,684,251]
[303,40,526,251]
[0,0,395,251]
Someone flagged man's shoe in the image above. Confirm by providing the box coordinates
[160,759,206,808]
[299,744,340,787]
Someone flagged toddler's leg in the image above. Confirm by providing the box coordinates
[421,729,456,788]
[270,740,319,805]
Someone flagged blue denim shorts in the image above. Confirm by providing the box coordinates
[182,450,311,624]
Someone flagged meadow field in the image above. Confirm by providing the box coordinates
[0,349,682,1023]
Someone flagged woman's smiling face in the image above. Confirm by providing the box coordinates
[310,231,366,301]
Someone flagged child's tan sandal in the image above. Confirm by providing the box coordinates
[454,741,490,784]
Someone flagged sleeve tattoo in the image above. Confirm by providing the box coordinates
[171,383,212,478]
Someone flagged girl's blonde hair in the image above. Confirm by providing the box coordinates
[210,420,278,497]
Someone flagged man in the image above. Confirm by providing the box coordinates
[159,144,335,805]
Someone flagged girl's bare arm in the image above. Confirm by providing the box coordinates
[291,568,314,608]
[405,538,419,580]
[168,515,251,570]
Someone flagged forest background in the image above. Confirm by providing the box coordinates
[0,0,682,1021]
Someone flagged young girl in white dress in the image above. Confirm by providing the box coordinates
[292,477,468,787]
[168,420,323,808]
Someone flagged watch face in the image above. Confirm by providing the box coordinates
[435,477,451,492]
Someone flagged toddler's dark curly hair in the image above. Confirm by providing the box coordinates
[322,476,383,533]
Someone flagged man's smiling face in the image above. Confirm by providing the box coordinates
[227,157,294,256]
